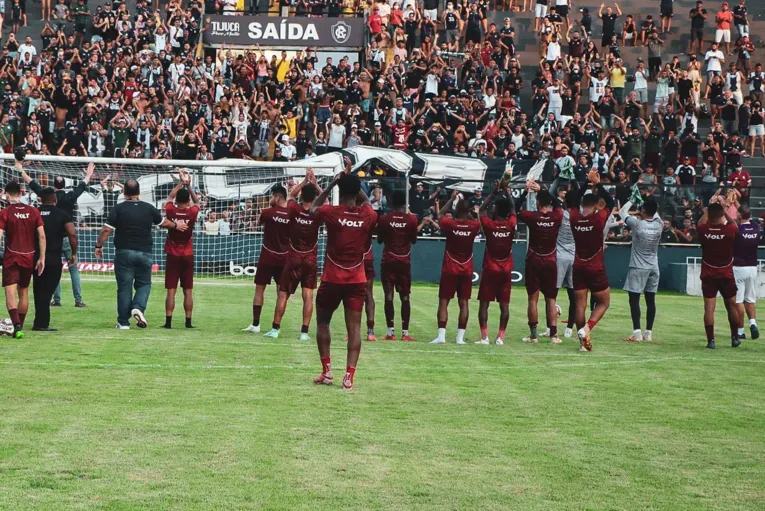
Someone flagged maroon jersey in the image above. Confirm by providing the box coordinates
[481,214,517,273]
[164,202,200,257]
[440,216,480,275]
[258,205,291,266]
[287,200,320,256]
[698,222,738,279]
[315,203,377,284]
[570,208,610,270]
[519,209,563,261]
[0,203,42,268]
[393,125,410,150]
[378,212,418,264]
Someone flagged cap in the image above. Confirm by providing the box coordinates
[582,7,589,12]
[473,184,482,192]
[351,124,358,129]
[416,182,424,186]
[374,121,381,127]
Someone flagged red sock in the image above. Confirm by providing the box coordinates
[252,305,262,326]
[320,357,332,375]
[497,328,506,340]
[705,324,715,342]
[586,319,598,332]
[8,308,20,327]
[19,313,26,329]
[480,326,488,339]
[344,365,356,384]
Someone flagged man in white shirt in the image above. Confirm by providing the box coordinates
[704,42,725,81]
[17,37,37,63]
[633,61,649,106]
[276,135,297,161]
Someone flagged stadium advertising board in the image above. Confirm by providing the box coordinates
[202,15,366,48]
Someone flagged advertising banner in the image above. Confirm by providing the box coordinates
[203,15,366,48]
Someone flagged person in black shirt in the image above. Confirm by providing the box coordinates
[688,1,707,54]
[598,3,622,48]
[32,188,78,332]
[94,179,186,329]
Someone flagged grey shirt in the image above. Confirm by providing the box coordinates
[557,209,575,259]
[625,214,663,269]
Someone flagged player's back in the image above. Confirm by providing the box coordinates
[519,208,563,260]
[556,210,575,260]
[0,202,41,267]
[259,205,291,262]
[625,215,662,269]
[378,211,418,262]
[165,202,200,257]
[481,215,517,272]
[570,208,610,268]
[699,222,738,278]
[288,201,320,255]
[316,203,377,283]
[440,216,480,274]
[733,221,760,267]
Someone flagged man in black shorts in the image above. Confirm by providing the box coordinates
[661,0,674,33]
[688,0,708,55]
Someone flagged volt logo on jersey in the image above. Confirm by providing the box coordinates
[574,225,594,232]
[705,234,724,240]
[272,217,290,224]
[339,219,364,227]
[295,217,314,225]
[742,233,758,239]
[492,231,512,238]
[14,213,30,219]
[390,222,408,228]
[537,222,554,227]
[454,230,473,236]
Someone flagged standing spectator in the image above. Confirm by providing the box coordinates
[733,0,749,37]
[676,156,698,201]
[661,0,674,34]
[598,3,622,48]
[688,1,708,55]
[714,1,734,56]
[727,162,752,200]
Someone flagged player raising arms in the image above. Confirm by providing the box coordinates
[269,170,323,341]
[377,190,420,341]
[733,205,760,340]
[243,185,290,334]
[617,197,662,343]
[697,198,741,349]
[310,171,377,390]
[163,170,200,329]
[476,182,517,345]
[430,190,481,345]
[0,180,46,338]
[518,181,564,344]
[568,171,615,352]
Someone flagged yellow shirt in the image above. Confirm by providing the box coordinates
[284,116,297,139]
[276,59,290,83]
[610,67,626,88]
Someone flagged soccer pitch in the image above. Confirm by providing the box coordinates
[1,282,764,510]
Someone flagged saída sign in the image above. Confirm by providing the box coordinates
[203,15,365,48]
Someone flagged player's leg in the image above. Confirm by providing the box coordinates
[585,288,610,332]
[477,300,490,344]
[431,298,450,344]
[300,287,314,340]
[476,272,493,344]
[745,300,758,339]
[400,292,413,341]
[703,296,717,349]
[341,283,367,390]
[182,288,194,328]
[313,282,338,384]
[245,283,267,333]
[4,283,20,332]
[524,290,540,343]
[545,296,560,343]
[456,297,470,345]
[565,287,576,337]
[574,288,589,349]
[644,292,656,340]
[723,294,741,348]
[364,279,376,341]
[164,288,177,328]
[382,279,396,340]
[17,285,29,330]
[271,290,290,335]
[625,291,643,342]
[497,301,509,345]
[32,274,48,330]
[742,267,758,339]
[130,251,153,329]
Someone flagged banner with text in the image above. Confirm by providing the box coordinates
[203,15,366,48]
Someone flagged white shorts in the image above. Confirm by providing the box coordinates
[623,267,660,294]
[734,266,757,304]
[750,125,765,137]
[535,4,548,18]
[424,8,437,20]
[634,88,648,103]
[557,257,574,289]
[715,29,731,43]
[559,115,572,128]
[548,105,562,120]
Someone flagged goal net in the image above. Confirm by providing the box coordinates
[0,155,346,283]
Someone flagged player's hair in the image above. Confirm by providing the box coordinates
[337,173,361,199]
[271,184,287,199]
[454,198,471,218]
[176,187,190,204]
[582,193,599,208]
[5,180,21,197]
[494,197,512,218]
[738,205,752,220]
[300,183,318,202]
[537,190,553,207]
[53,176,66,190]
[642,199,658,217]
[708,202,724,220]
[390,190,406,209]
[124,179,140,196]
[40,187,57,203]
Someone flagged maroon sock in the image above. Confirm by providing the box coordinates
[586,319,598,332]
[401,300,411,330]
[320,357,331,374]
[550,325,558,337]
[437,320,447,329]
[366,319,375,330]
[705,324,715,342]
[384,299,394,328]
[252,305,262,326]
[458,320,467,329]
[8,308,20,327]
[301,325,309,334]
[19,313,26,329]
[730,323,738,339]
[272,322,280,330]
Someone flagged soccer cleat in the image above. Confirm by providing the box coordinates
[550,336,562,344]
[50,301,61,307]
[299,333,311,342]
[706,340,716,350]
[522,337,539,344]
[539,328,551,338]
[13,329,24,339]
[555,304,562,317]
[456,338,467,345]
[74,301,87,308]
[383,334,397,341]
[242,324,261,333]
[313,373,334,385]
[263,328,280,338]
[131,309,147,329]
[366,334,377,342]
[751,324,760,340]
[401,334,416,342]
[429,337,446,344]
[578,329,592,351]
[623,336,642,343]
[578,346,589,352]
[643,330,653,342]
[115,324,130,330]
[495,338,504,345]
[475,338,490,345]
[342,374,354,391]
[732,338,742,348]
[564,328,573,338]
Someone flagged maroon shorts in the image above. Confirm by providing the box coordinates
[279,256,318,295]
[701,277,737,299]
[525,258,558,298]
[165,254,194,289]
[254,263,283,286]
[316,281,367,312]
[381,259,412,295]
[478,269,512,303]
[364,258,375,280]
[439,272,473,300]
[2,264,32,288]
[573,265,610,292]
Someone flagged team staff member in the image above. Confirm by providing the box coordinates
[32,188,78,332]
[94,180,187,330]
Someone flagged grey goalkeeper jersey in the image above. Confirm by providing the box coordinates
[556,210,575,259]
[625,215,662,270]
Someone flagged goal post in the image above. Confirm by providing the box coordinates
[0,154,345,283]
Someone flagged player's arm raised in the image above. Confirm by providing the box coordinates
[310,172,339,214]
[438,189,459,218]
[479,181,498,218]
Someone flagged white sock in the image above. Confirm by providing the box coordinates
[387,327,394,336]
[738,327,745,336]
[456,329,466,343]
[644,330,652,335]
[750,319,757,326]
[403,329,409,336]
[633,329,642,336]
[437,328,446,341]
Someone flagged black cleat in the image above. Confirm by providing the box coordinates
[706,340,716,350]
[732,338,742,348]
[751,324,760,340]
[50,301,61,307]
[739,333,746,340]
[185,324,196,329]
[32,327,58,332]
[162,324,172,329]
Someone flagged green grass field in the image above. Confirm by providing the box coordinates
[1,280,764,510]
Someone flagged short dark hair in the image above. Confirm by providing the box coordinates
[494,197,511,218]
[454,198,471,218]
[300,183,318,202]
[708,202,724,220]
[739,205,752,220]
[40,187,57,203]
[124,179,140,196]
[53,176,66,189]
[582,193,599,208]
[271,184,287,199]
[5,180,21,196]
[643,199,658,217]
[337,174,361,199]
[176,187,190,204]
[390,190,406,208]
[537,190,553,207]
